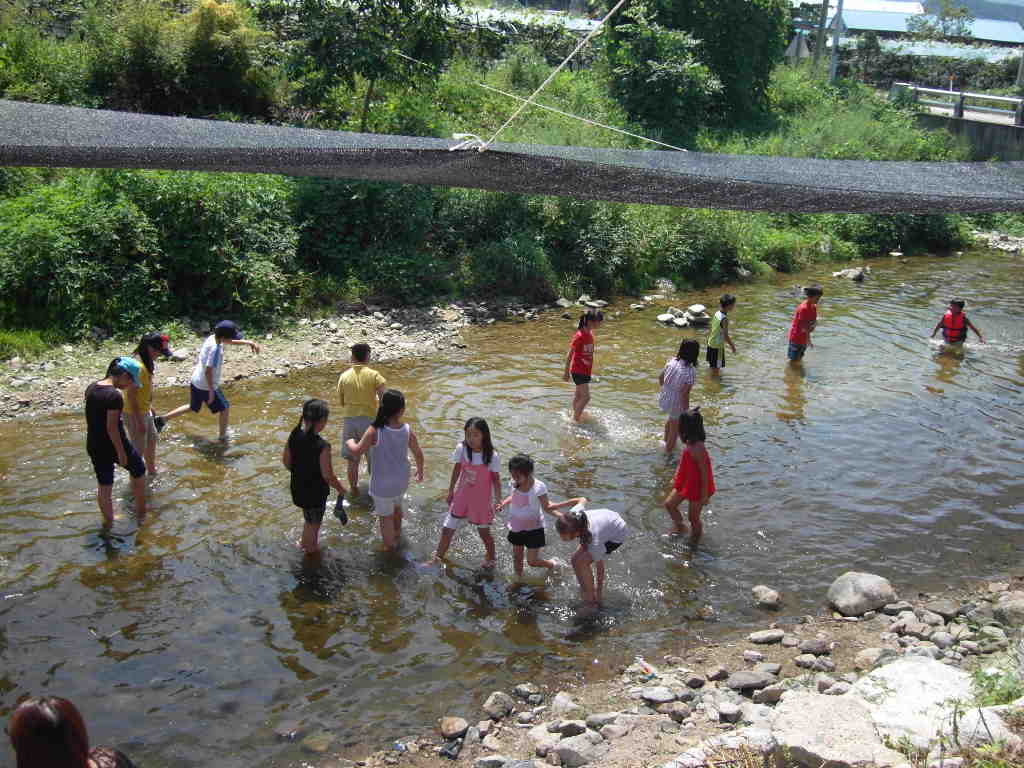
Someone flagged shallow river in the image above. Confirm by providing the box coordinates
[1,251,1023,767]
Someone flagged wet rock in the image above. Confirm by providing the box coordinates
[743,649,764,663]
[641,686,676,705]
[484,692,516,720]
[706,665,728,681]
[748,629,785,644]
[752,585,782,609]
[718,702,741,723]
[799,638,832,655]
[828,572,897,616]
[554,732,608,768]
[832,266,869,281]
[725,670,775,691]
[440,717,469,739]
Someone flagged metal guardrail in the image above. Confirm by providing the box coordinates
[890,82,1024,127]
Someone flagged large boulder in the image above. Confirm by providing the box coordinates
[554,732,608,768]
[943,706,1023,750]
[771,690,905,767]
[725,670,776,692]
[827,572,897,616]
[549,692,583,718]
[483,692,515,720]
[845,656,973,750]
[527,723,559,757]
[994,591,1024,627]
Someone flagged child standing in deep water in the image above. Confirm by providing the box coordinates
[346,389,424,551]
[663,408,715,541]
[563,309,603,422]
[282,398,347,554]
[431,417,502,568]
[495,454,585,578]
[555,504,628,607]
[658,339,699,453]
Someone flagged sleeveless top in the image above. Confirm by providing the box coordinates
[288,426,330,509]
[708,310,726,349]
[369,423,411,498]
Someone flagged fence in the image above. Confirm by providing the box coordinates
[891,82,1024,126]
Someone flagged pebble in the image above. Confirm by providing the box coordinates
[742,649,764,663]
[684,674,706,689]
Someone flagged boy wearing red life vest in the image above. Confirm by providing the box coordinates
[931,299,984,347]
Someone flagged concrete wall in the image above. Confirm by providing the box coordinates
[917,114,1024,161]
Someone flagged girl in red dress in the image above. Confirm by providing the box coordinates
[663,408,715,540]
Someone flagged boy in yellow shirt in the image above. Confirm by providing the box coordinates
[336,343,387,495]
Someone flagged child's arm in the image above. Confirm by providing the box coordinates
[345,425,376,458]
[204,365,217,404]
[282,443,292,470]
[319,445,347,495]
[226,338,261,355]
[446,463,461,505]
[491,471,502,507]
[658,367,666,387]
[543,495,588,513]
[680,382,692,413]
[336,376,345,407]
[930,318,944,338]
[409,429,425,482]
[495,492,514,512]
[107,408,128,467]
[563,346,573,381]
[722,317,737,354]
[692,442,710,505]
[966,318,985,343]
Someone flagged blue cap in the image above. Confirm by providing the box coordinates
[214,320,243,340]
[114,356,142,387]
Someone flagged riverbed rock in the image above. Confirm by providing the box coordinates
[847,656,973,750]
[755,662,782,676]
[718,702,741,723]
[475,756,510,768]
[300,730,334,754]
[743,649,764,662]
[641,686,676,705]
[672,316,688,328]
[944,706,1023,750]
[725,670,776,691]
[753,684,786,705]
[771,690,905,768]
[828,572,897,616]
[706,664,728,681]
[833,266,870,281]
[440,717,469,739]
[554,733,608,768]
[484,692,516,720]
[555,298,573,308]
[662,702,691,723]
[657,313,674,324]
[748,628,785,645]
[549,692,582,718]
[752,585,782,609]
[555,720,586,737]
[993,591,1024,626]
[515,683,541,699]
[924,599,959,620]
[585,712,619,729]
[528,724,559,757]
[799,638,832,655]
[854,647,898,671]
[599,723,631,740]
[683,673,705,688]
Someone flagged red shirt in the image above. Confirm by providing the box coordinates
[788,300,817,346]
[569,328,595,376]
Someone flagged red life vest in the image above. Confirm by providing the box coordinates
[941,310,967,343]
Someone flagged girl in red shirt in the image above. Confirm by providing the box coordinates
[663,408,715,541]
[563,309,603,422]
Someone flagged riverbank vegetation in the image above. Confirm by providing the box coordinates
[0,0,1006,353]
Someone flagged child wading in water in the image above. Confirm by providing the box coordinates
[563,309,603,422]
[663,408,715,541]
[496,454,585,578]
[556,505,628,608]
[346,389,424,551]
[282,399,347,554]
[787,286,823,364]
[931,298,984,349]
[431,417,502,568]
[127,332,172,475]
[706,294,737,376]
[658,339,698,453]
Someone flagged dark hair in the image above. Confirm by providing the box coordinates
[803,285,823,298]
[134,332,166,374]
[675,339,700,365]
[462,417,494,466]
[577,308,604,330]
[508,454,534,476]
[296,398,330,442]
[373,389,406,428]
[950,298,965,309]
[719,293,736,309]
[555,508,592,546]
[9,696,90,768]
[105,358,128,380]
[351,343,371,362]
[678,407,706,443]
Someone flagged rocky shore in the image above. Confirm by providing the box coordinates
[316,572,1024,768]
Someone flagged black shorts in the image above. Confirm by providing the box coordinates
[571,373,592,385]
[89,444,146,486]
[303,506,326,525]
[604,541,622,555]
[507,527,546,549]
[706,347,725,369]
[787,342,807,361]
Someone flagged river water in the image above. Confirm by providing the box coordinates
[1,251,1023,767]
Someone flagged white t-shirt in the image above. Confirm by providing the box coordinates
[450,442,501,472]
[190,335,224,390]
[583,508,628,562]
[506,477,549,533]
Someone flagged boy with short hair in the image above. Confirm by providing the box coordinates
[156,320,260,439]
[931,298,984,347]
[787,285,823,363]
[706,294,737,376]
[336,343,387,494]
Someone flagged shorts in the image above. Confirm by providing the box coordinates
[371,494,405,517]
[787,342,807,361]
[706,346,725,369]
[571,373,592,385]
[127,412,157,454]
[189,384,229,414]
[89,443,146,486]
[443,509,490,530]
[341,416,373,466]
[303,506,326,525]
[507,527,546,549]
[586,539,623,563]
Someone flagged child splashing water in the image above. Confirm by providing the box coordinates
[282,398,348,554]
[495,454,586,579]
[556,504,628,608]
[663,407,715,541]
[563,309,603,422]
[431,417,502,569]
[346,389,424,551]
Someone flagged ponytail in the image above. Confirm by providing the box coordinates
[373,389,406,428]
[577,308,604,330]
[555,508,592,546]
[678,406,706,444]
[299,398,329,441]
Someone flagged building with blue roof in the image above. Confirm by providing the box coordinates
[828,8,1024,43]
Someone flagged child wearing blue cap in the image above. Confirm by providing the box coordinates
[156,320,260,439]
[85,357,147,527]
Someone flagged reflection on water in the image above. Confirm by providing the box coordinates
[2,251,1024,767]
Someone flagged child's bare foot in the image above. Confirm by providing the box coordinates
[667,526,688,537]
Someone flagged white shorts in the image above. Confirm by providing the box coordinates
[442,510,490,530]
[371,495,405,517]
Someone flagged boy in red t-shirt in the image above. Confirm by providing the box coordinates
[787,285,823,363]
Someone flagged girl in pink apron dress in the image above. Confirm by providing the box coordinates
[430,417,502,568]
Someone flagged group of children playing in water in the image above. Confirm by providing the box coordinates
[83,290,985,607]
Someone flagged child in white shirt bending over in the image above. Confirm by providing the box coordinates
[495,454,584,578]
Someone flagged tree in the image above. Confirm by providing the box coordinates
[907,0,974,40]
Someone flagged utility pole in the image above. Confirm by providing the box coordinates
[814,0,829,67]
[829,0,845,83]
[1017,46,1024,89]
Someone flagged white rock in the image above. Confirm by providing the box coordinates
[641,686,676,704]
[752,585,782,608]
[687,304,706,314]
[748,629,785,644]
[549,692,582,718]
[657,313,674,324]
[942,706,1022,749]
[827,572,897,616]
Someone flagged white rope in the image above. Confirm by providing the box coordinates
[479,0,630,151]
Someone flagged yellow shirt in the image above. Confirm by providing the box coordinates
[125,365,153,414]
[336,365,386,419]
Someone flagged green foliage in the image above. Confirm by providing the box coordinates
[972,662,1024,707]
[0,23,96,105]
[968,212,1024,237]
[0,328,62,359]
[848,39,1019,91]
[463,234,557,301]
[907,0,975,41]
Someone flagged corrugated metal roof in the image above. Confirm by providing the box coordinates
[876,38,1021,60]
[829,9,1024,42]
[968,17,1024,42]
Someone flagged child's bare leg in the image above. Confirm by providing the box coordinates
[130,474,147,518]
[571,547,597,604]
[572,384,590,421]
[161,403,192,421]
[144,436,157,476]
[301,522,321,553]
[393,504,403,537]
[526,548,555,570]
[218,407,230,439]
[512,545,525,576]
[595,560,606,603]
[434,527,456,560]
[663,418,679,452]
[688,499,704,541]
[663,490,687,534]
[97,484,114,527]
[379,514,398,550]
[346,458,359,495]
[478,527,496,567]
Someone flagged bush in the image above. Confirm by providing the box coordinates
[0,24,96,106]
[463,234,557,302]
